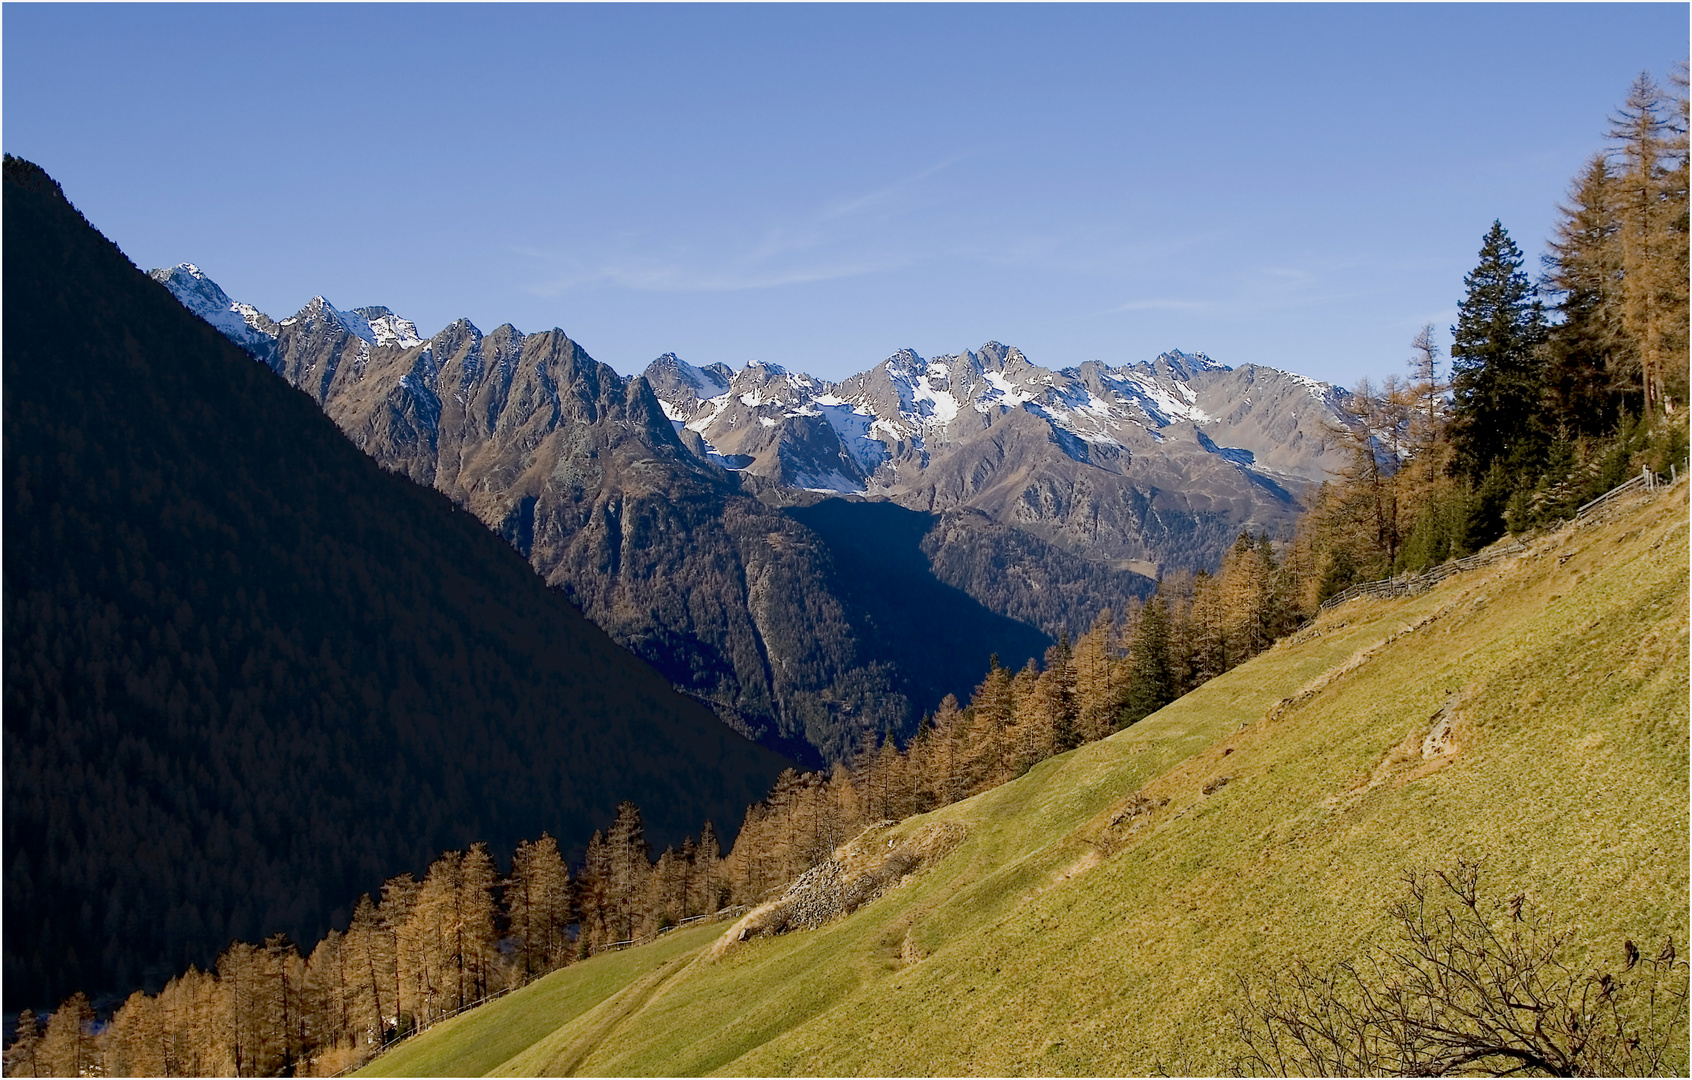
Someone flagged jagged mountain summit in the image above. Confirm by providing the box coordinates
[149,262,1348,762]
[645,343,1351,573]
[153,260,1350,576]
[147,263,280,360]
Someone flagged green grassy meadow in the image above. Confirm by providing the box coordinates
[362,484,1690,1076]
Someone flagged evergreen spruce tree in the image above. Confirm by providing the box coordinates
[1449,221,1550,482]
[1121,594,1177,725]
[1045,639,1081,753]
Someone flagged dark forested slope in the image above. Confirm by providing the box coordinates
[0,157,791,1012]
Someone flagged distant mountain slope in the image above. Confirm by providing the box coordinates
[149,266,1130,763]
[364,480,1689,1077]
[1,157,793,1012]
[148,260,1346,765]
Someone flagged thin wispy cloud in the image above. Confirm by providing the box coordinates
[819,154,970,221]
[967,225,1232,278]
[521,156,964,297]
[1106,262,1378,320]
[1113,298,1210,313]
[527,254,909,295]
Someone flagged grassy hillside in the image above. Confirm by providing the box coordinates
[363,482,1689,1076]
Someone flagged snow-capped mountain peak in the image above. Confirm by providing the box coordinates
[153,264,428,358]
[152,261,1349,548]
[643,340,1349,496]
[149,263,280,358]
[353,306,424,349]
[282,296,381,346]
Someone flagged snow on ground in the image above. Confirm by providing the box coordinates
[366,312,423,349]
[1105,370,1214,425]
[689,366,730,398]
[1288,372,1336,401]
[817,402,890,475]
[153,264,278,350]
[686,395,732,433]
[323,301,377,344]
[869,417,911,446]
[911,374,960,425]
[792,466,867,495]
[982,370,1035,406]
[1082,391,1115,416]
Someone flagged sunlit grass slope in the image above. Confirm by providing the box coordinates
[359,923,722,1077]
[364,484,1689,1077]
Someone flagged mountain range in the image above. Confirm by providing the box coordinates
[644,340,1349,573]
[151,265,1353,763]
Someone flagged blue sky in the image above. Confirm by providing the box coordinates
[5,3,1686,385]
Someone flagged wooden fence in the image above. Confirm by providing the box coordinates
[598,905,750,953]
[1319,466,1674,613]
[1573,463,1674,519]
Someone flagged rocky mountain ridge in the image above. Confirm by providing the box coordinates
[645,341,1351,573]
[148,263,1351,761]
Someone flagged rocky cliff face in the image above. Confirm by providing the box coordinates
[152,264,1346,762]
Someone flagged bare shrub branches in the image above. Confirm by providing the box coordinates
[1234,861,1688,1076]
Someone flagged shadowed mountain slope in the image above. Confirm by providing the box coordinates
[780,500,1051,725]
[362,479,1688,1077]
[1,157,791,1012]
[151,265,1085,765]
